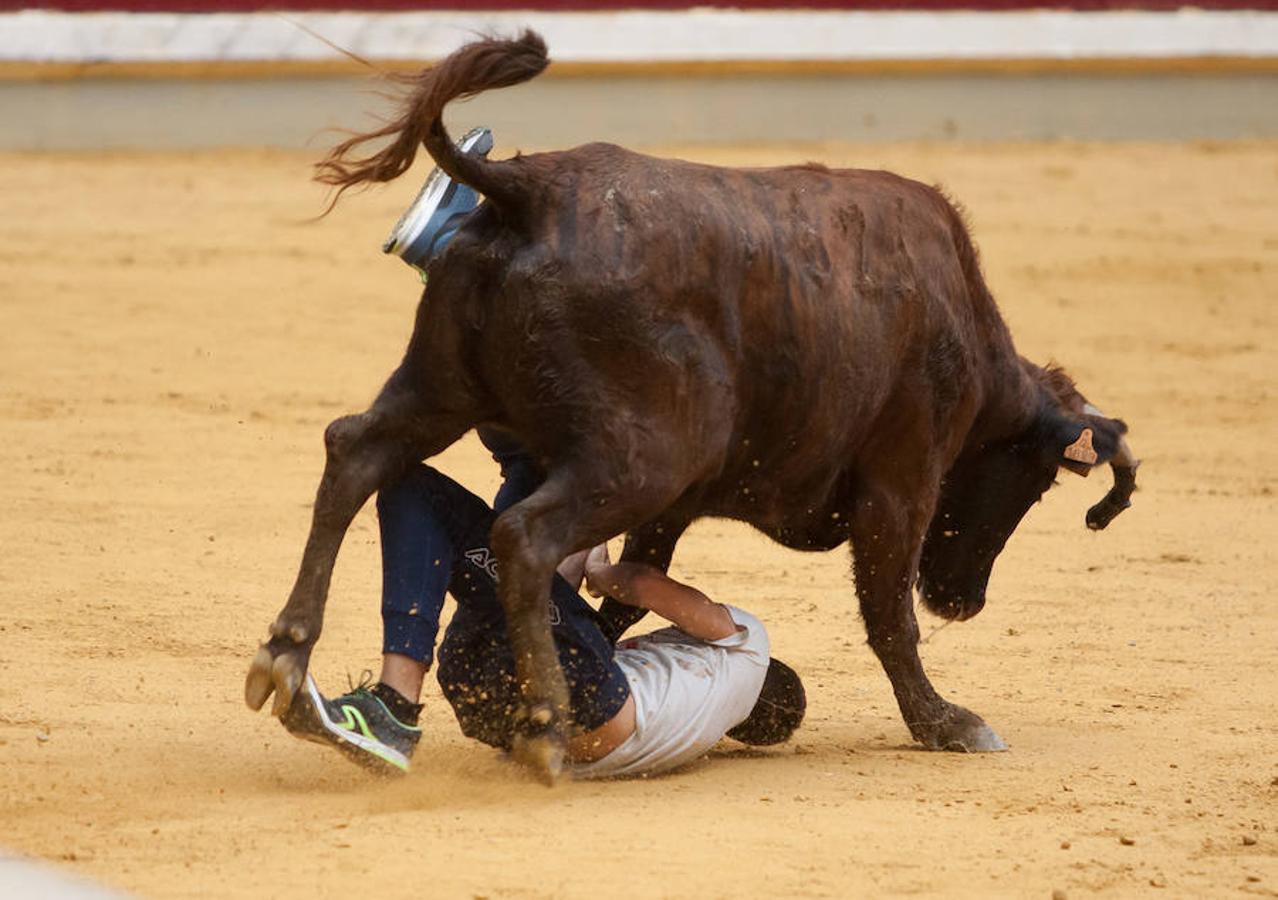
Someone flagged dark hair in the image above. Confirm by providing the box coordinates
[727,658,806,746]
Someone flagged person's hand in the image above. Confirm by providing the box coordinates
[583,543,613,599]
[556,548,590,592]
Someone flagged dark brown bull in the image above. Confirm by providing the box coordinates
[244,32,1138,777]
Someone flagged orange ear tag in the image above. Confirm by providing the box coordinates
[1063,428,1098,465]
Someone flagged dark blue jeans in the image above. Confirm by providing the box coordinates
[376,430,629,749]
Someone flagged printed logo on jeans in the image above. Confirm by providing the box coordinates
[464,547,500,580]
[464,546,562,625]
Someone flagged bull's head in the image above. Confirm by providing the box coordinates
[917,365,1139,622]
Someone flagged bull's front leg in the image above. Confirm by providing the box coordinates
[246,390,464,717]
[850,484,1007,753]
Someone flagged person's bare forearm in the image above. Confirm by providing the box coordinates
[587,560,737,641]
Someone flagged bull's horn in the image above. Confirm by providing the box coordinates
[1086,436,1139,530]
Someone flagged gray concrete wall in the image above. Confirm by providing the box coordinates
[3,71,1277,150]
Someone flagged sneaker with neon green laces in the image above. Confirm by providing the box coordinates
[281,674,421,775]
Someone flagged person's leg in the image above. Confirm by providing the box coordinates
[374,430,540,707]
[280,465,498,773]
[379,654,428,710]
[374,464,501,712]
[374,472,450,717]
[478,427,544,513]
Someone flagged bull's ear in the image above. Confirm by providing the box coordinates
[1052,413,1128,477]
[1061,427,1097,476]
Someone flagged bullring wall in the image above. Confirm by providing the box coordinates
[2,1,1277,148]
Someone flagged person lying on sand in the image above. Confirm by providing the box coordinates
[275,128,805,779]
[280,463,804,778]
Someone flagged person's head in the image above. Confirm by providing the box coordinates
[728,658,806,746]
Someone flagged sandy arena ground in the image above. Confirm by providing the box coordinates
[1,140,1276,898]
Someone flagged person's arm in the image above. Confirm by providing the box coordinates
[583,544,738,641]
[556,547,590,592]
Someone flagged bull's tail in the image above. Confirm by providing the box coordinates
[314,31,548,211]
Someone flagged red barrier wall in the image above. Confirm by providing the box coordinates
[8,1,1278,10]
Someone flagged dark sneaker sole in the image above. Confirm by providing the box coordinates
[382,126,493,261]
[280,675,413,776]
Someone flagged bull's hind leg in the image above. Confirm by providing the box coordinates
[488,460,682,781]
[245,378,468,717]
[850,467,1007,753]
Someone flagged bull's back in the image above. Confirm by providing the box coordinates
[517,147,979,438]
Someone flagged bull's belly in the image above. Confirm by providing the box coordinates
[695,479,854,552]
[757,516,851,552]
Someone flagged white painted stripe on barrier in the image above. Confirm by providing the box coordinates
[2,8,1277,64]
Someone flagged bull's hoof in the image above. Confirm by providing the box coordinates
[936,720,1007,753]
[244,638,312,718]
[510,703,567,784]
[913,704,1008,753]
[512,732,566,785]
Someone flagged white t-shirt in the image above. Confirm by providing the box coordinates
[572,605,770,779]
